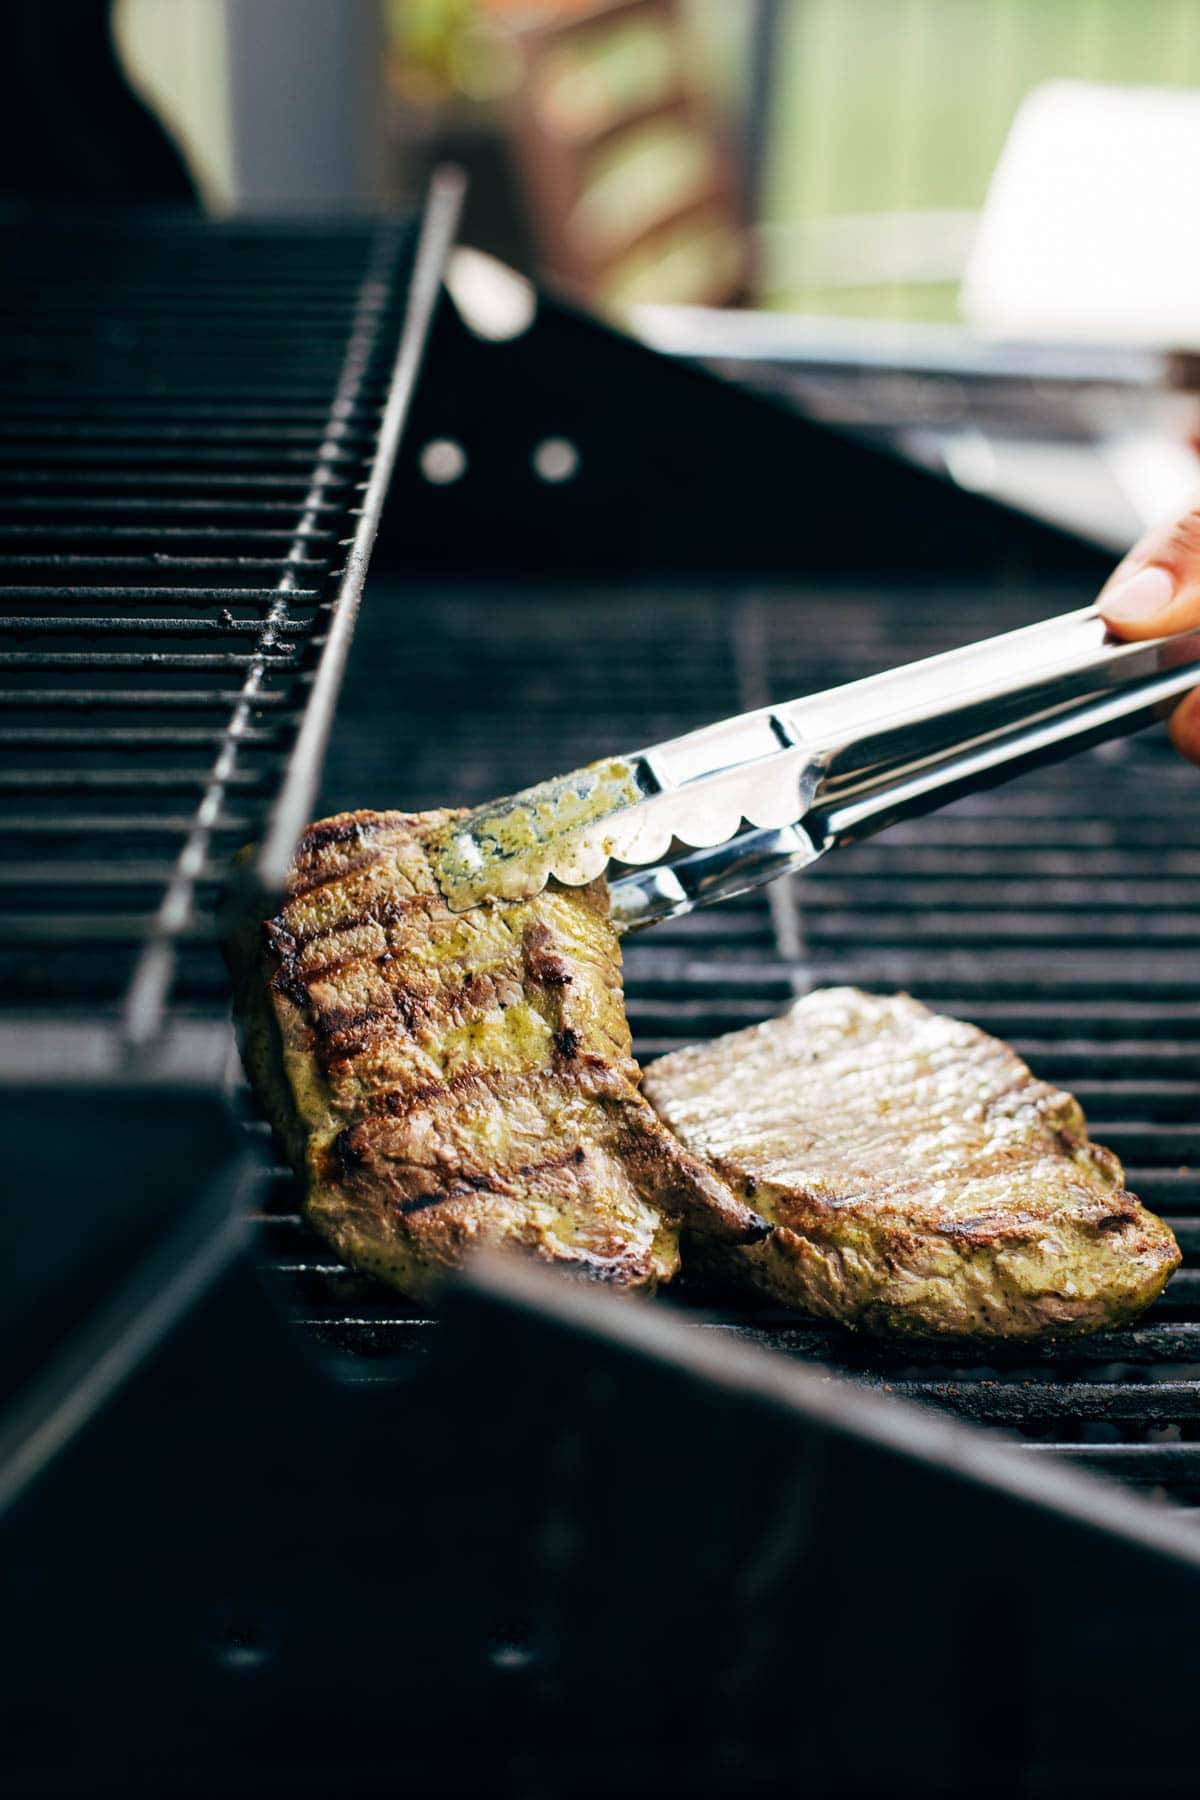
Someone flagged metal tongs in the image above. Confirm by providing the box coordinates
[427,606,1200,930]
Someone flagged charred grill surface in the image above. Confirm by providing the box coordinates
[232,808,762,1296]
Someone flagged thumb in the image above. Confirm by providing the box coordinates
[1097,499,1200,639]
[1097,497,1200,763]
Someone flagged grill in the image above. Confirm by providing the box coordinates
[0,192,459,1061]
[5,210,1200,1797]
[273,565,1200,1509]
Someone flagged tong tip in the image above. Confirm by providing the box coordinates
[427,756,647,911]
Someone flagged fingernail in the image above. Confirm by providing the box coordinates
[1100,564,1176,623]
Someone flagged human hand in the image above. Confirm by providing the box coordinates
[1097,502,1200,764]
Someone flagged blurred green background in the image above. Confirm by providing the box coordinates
[749,0,1200,319]
[117,0,1200,321]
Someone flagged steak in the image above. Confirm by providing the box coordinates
[643,987,1180,1339]
[229,808,764,1297]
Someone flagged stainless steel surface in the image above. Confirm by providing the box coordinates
[431,606,1200,929]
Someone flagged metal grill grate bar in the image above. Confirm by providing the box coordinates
[0,617,309,633]
[0,651,297,669]
[0,559,331,574]
[0,473,354,489]
[4,812,250,834]
[0,689,289,708]
[0,586,324,601]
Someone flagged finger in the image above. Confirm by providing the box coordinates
[1168,685,1200,765]
[1097,501,1200,639]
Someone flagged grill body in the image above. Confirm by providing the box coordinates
[3,220,1200,1796]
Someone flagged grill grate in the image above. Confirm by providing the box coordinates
[0,198,458,1053]
[262,572,1200,1508]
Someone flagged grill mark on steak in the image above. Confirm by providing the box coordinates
[363,1067,493,1117]
[311,958,564,1044]
[392,1150,600,1217]
[283,917,603,1070]
[285,847,393,902]
[303,974,549,1069]
[523,925,574,988]
[288,888,438,952]
[294,814,394,860]
[339,1063,623,1128]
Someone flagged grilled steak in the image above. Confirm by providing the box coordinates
[643,988,1180,1339]
[229,808,764,1297]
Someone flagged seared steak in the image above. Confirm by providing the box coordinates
[643,988,1180,1339]
[229,809,764,1297]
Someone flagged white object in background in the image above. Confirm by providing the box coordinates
[936,433,1141,553]
[446,249,537,342]
[1099,434,1200,532]
[964,80,1200,346]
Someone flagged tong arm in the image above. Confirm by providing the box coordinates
[609,608,1200,928]
[789,607,1200,853]
[432,607,1200,928]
